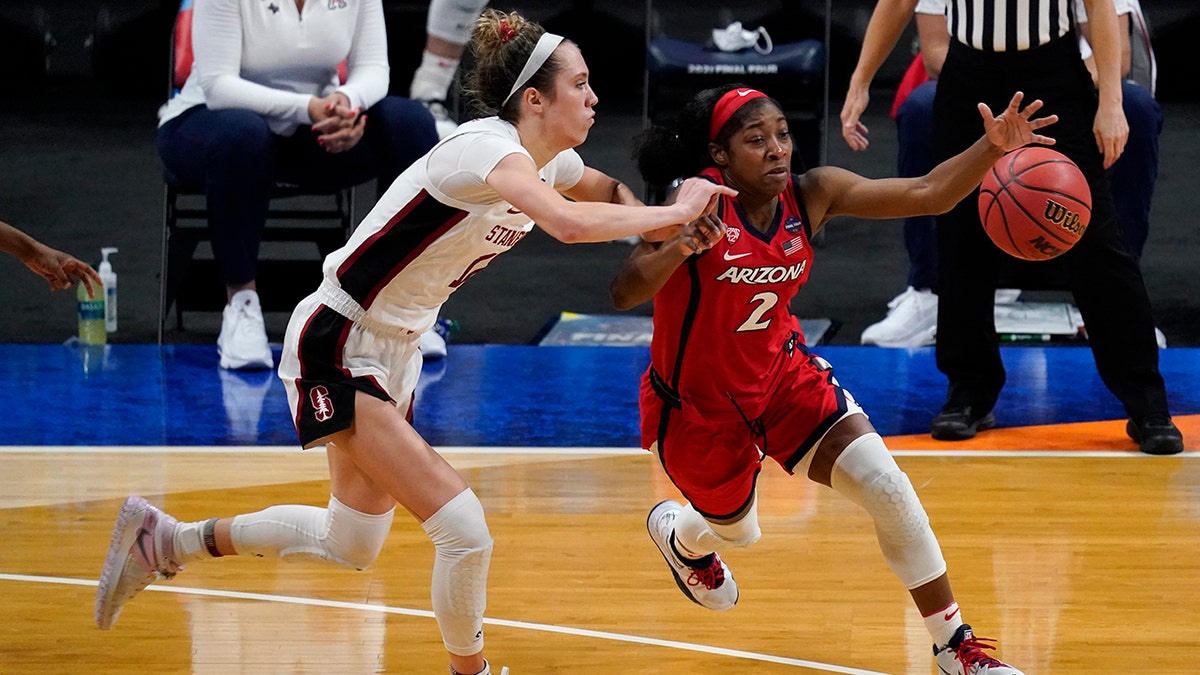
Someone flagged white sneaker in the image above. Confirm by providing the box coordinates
[860,287,938,347]
[419,327,447,360]
[218,290,273,370]
[420,100,459,139]
[646,500,738,611]
[95,496,181,630]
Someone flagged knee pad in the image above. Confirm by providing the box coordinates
[229,496,394,570]
[830,433,946,589]
[422,488,494,656]
[674,499,762,557]
[323,496,395,569]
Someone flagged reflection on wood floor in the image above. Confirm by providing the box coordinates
[2,446,1198,673]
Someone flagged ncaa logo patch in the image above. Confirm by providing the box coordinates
[328,0,347,9]
[726,227,741,245]
[310,385,335,422]
[783,216,802,234]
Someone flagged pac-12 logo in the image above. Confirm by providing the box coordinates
[725,227,741,245]
[310,385,335,422]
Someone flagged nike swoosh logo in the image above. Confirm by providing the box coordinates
[737,89,753,97]
[723,251,752,261]
[944,607,960,621]
[136,528,153,565]
[506,207,522,215]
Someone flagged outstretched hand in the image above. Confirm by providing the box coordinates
[978,92,1058,153]
[673,177,737,223]
[24,243,103,296]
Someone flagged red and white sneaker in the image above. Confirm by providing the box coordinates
[646,500,738,611]
[935,624,1025,675]
[95,495,181,629]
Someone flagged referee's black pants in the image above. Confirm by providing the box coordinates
[932,34,1170,423]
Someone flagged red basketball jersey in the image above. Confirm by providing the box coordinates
[648,168,816,423]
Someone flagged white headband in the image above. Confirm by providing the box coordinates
[502,32,565,107]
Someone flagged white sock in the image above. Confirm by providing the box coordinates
[925,601,964,647]
[410,50,460,102]
[670,503,715,559]
[174,519,219,564]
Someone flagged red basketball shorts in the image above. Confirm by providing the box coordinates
[640,347,861,519]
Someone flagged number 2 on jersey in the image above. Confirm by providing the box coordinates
[736,291,778,332]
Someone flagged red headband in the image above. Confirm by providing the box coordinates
[709,88,768,141]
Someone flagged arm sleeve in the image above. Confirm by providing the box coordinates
[336,0,390,111]
[193,0,312,124]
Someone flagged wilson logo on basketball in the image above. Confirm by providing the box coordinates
[310,385,334,422]
[1043,199,1086,235]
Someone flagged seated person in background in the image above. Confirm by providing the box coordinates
[0,219,101,295]
[157,0,439,370]
[842,0,1162,348]
[408,0,491,138]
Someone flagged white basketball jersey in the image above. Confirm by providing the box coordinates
[319,117,585,333]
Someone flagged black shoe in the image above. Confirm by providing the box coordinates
[1126,416,1184,455]
[931,406,996,440]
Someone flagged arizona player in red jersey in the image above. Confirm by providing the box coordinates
[611,84,1056,675]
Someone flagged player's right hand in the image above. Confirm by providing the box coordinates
[673,178,737,222]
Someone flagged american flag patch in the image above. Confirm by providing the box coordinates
[782,235,804,255]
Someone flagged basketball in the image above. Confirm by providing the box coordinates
[978,146,1091,261]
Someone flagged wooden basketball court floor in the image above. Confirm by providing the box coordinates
[1,343,1198,673]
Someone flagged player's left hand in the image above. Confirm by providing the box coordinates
[978,91,1059,152]
[674,214,726,256]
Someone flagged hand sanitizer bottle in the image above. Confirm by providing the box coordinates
[99,247,118,333]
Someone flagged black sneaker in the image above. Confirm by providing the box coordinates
[1126,416,1184,455]
[931,406,996,441]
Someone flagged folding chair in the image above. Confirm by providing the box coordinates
[157,0,355,342]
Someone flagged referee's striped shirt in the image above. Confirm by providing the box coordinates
[947,0,1077,51]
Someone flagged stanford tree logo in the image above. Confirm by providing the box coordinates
[310,385,334,422]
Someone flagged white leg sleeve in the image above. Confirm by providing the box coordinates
[673,498,762,558]
[422,488,494,657]
[229,496,394,570]
[830,433,947,589]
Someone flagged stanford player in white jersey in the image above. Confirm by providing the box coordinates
[93,11,732,675]
[613,84,1053,674]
